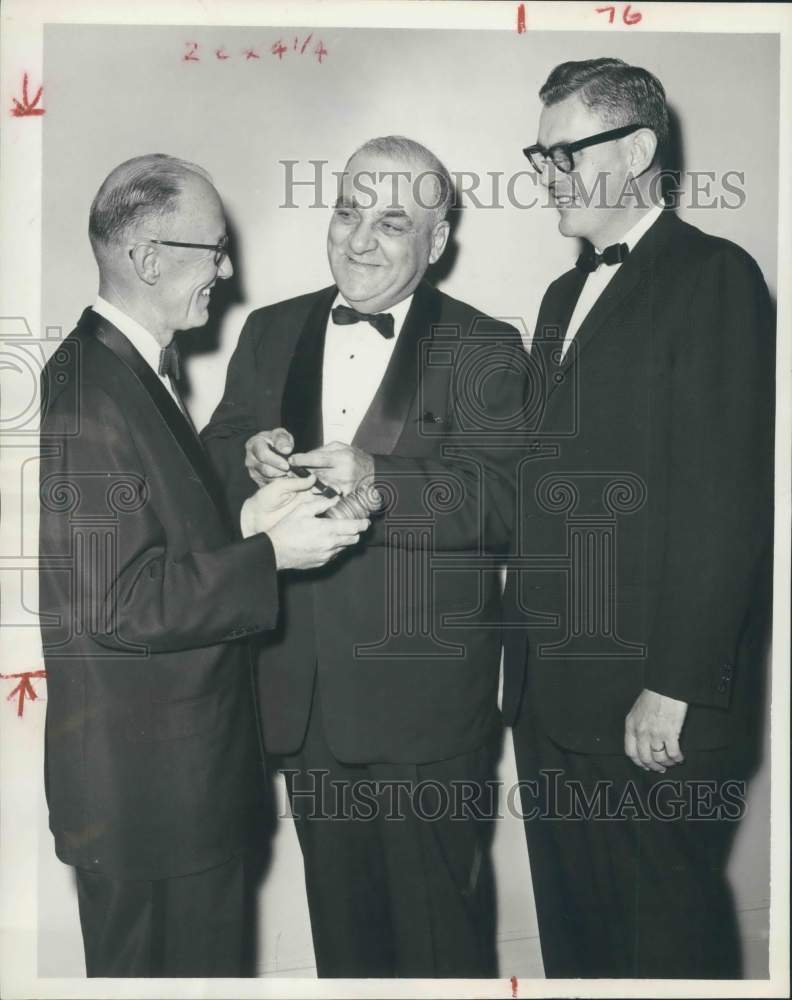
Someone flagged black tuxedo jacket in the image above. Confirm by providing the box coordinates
[202,281,527,763]
[502,211,775,755]
[39,308,279,880]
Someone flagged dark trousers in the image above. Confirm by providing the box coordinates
[75,853,245,977]
[279,692,499,978]
[514,714,746,979]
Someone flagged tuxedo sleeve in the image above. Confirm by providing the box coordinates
[369,324,528,553]
[644,246,774,708]
[40,380,278,654]
[200,315,262,526]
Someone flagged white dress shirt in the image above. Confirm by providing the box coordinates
[321,293,413,445]
[93,296,182,408]
[560,203,664,359]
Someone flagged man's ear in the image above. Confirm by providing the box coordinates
[128,243,160,286]
[629,128,658,177]
[428,219,450,265]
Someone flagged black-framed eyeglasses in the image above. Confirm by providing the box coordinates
[523,123,647,174]
[131,234,230,266]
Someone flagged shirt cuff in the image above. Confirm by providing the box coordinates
[240,495,256,539]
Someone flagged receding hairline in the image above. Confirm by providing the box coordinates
[88,154,216,255]
[340,144,452,222]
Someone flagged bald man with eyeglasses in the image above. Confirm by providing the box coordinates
[38,154,368,978]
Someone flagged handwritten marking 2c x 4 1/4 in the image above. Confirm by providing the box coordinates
[183,37,328,64]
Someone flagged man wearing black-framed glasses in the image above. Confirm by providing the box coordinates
[502,58,774,979]
[523,120,646,176]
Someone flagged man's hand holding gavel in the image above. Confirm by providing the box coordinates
[245,429,383,518]
[240,465,370,570]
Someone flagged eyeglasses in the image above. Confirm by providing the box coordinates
[522,123,647,174]
[130,234,230,266]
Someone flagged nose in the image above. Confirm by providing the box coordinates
[348,219,377,255]
[217,252,233,280]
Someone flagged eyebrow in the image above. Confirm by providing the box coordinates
[334,197,412,222]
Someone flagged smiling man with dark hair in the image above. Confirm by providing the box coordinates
[503,58,774,979]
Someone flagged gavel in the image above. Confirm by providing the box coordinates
[275,448,383,519]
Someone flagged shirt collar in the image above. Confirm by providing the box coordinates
[595,202,665,255]
[93,296,165,375]
[331,292,413,339]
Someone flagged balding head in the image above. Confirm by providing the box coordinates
[346,135,454,224]
[89,154,213,266]
[89,154,233,343]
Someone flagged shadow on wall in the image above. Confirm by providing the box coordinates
[179,211,246,401]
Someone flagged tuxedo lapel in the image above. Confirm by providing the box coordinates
[282,286,336,452]
[549,210,679,399]
[352,282,442,455]
[80,309,230,520]
[531,268,585,378]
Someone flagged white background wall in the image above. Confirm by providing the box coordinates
[36,24,778,978]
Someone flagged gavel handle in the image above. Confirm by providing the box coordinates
[271,445,339,499]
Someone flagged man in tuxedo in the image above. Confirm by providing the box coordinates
[502,59,775,978]
[39,154,368,977]
[202,135,527,977]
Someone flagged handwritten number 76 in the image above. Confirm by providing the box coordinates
[596,5,642,25]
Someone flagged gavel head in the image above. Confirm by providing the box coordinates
[323,482,383,520]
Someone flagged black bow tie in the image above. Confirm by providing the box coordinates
[158,342,181,380]
[576,242,630,273]
[332,304,395,339]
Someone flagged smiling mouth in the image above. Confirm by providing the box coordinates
[346,255,380,268]
[199,284,215,298]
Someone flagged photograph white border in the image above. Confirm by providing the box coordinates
[1,3,789,998]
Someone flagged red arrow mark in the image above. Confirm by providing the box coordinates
[1,670,47,717]
[11,73,45,117]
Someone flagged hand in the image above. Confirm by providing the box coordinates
[245,428,294,486]
[268,493,370,570]
[290,441,375,496]
[240,474,317,538]
[624,688,688,773]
